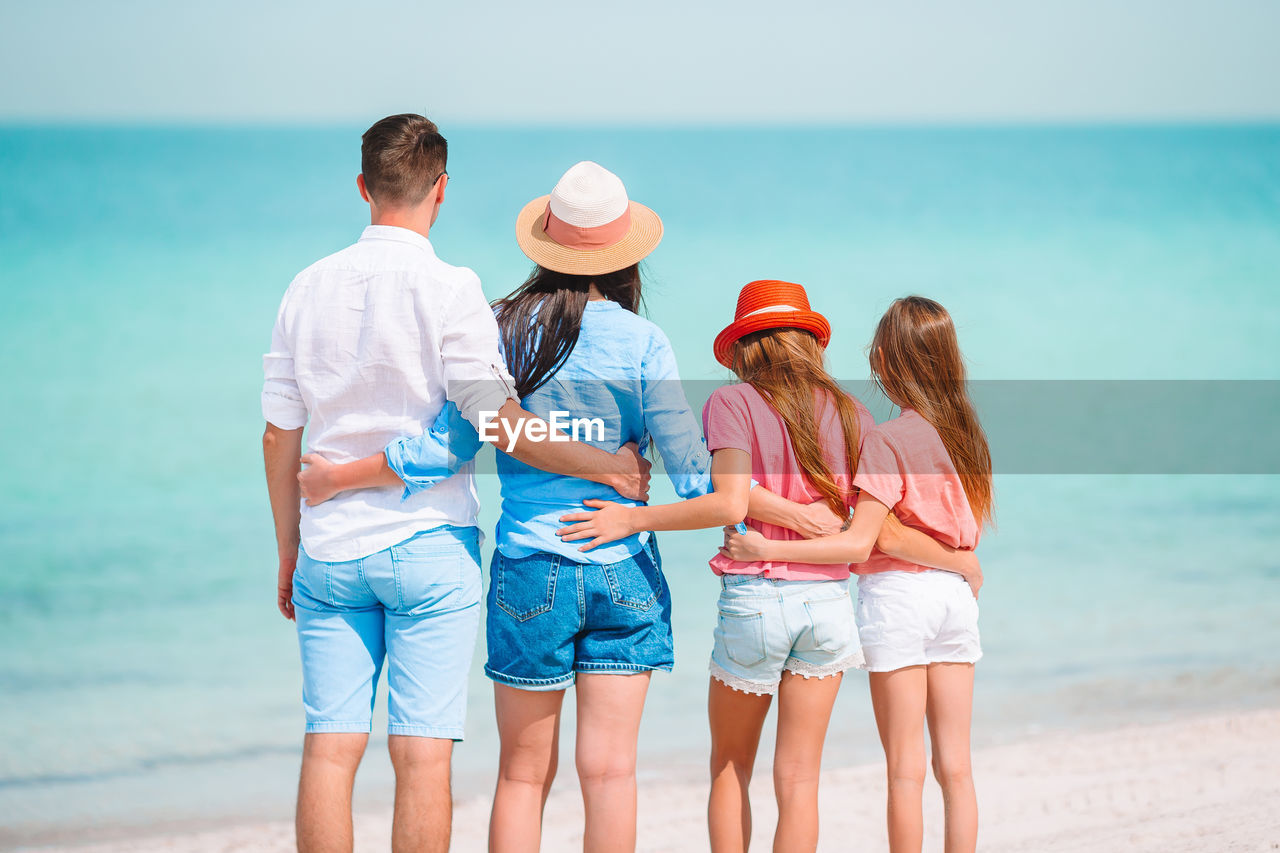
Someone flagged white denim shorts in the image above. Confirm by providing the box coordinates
[709,574,864,696]
[856,570,982,673]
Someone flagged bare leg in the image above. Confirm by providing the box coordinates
[707,678,773,853]
[575,672,652,853]
[388,736,454,853]
[772,671,843,853]
[296,732,368,853]
[489,684,566,853]
[869,667,929,853]
[925,662,977,853]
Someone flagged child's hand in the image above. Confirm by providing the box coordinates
[720,526,771,562]
[298,453,341,506]
[958,551,983,599]
[557,499,638,552]
[798,499,847,538]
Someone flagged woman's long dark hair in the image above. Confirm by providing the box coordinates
[494,264,643,398]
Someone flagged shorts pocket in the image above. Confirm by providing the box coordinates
[391,530,466,590]
[719,610,767,667]
[799,594,855,653]
[293,550,336,608]
[601,549,663,611]
[493,552,559,622]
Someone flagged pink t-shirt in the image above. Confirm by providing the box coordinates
[703,382,875,581]
[852,408,981,575]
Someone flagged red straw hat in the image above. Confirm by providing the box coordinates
[712,280,831,368]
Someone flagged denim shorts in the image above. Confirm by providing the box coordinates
[485,535,674,691]
[709,574,863,696]
[292,525,482,739]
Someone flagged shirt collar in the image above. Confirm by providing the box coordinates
[360,225,435,253]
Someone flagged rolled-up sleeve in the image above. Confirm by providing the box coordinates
[385,401,484,500]
[440,271,518,431]
[261,297,308,429]
[642,330,712,499]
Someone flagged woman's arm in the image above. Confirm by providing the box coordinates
[297,401,478,506]
[638,331,713,500]
[298,399,653,506]
[745,485,847,538]
[721,491,892,564]
[556,448,752,551]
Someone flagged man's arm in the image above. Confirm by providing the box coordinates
[439,277,649,500]
[297,399,650,506]
[263,423,304,620]
[485,399,651,500]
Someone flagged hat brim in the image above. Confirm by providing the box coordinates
[515,195,663,276]
[713,311,832,369]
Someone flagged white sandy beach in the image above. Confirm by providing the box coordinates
[32,709,1280,853]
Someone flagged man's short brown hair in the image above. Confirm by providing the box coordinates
[360,114,448,207]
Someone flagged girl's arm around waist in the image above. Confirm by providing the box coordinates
[721,493,981,595]
[555,448,752,552]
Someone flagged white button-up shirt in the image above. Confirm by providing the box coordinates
[262,225,516,561]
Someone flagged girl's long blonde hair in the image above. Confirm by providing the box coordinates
[870,296,994,526]
[731,328,862,518]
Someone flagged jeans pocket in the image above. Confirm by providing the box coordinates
[493,552,559,622]
[391,529,468,591]
[293,549,335,608]
[799,594,855,653]
[719,610,767,667]
[601,549,663,611]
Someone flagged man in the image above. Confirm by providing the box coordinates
[261,114,649,853]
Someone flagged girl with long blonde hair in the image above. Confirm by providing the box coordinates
[722,295,992,853]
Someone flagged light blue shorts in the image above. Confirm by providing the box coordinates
[709,574,864,696]
[292,525,482,739]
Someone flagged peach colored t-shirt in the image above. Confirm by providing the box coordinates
[852,408,981,575]
[703,382,875,581]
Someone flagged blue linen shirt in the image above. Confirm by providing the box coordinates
[385,300,712,564]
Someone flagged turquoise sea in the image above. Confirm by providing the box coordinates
[1,125,1278,845]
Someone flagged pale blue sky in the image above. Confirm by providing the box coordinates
[3,0,1278,123]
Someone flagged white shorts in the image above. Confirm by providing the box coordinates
[856,570,981,672]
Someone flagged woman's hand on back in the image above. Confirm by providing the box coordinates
[558,499,640,551]
[297,454,341,506]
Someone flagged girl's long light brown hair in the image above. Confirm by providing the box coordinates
[870,296,994,527]
[731,328,862,518]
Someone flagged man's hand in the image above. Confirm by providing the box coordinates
[796,500,846,538]
[557,499,639,551]
[298,453,341,506]
[277,554,297,620]
[719,526,772,562]
[263,423,304,620]
[607,442,651,502]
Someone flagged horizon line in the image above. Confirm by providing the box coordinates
[3,116,1280,132]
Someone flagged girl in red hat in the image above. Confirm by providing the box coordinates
[558,282,980,853]
[720,295,991,853]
